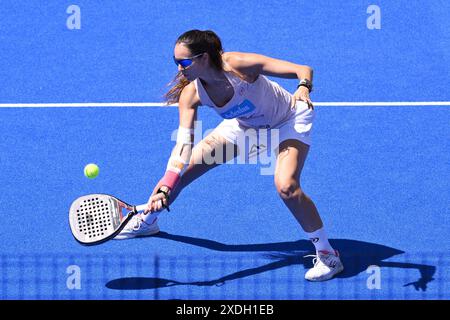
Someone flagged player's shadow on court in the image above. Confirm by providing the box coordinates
[105,232,435,292]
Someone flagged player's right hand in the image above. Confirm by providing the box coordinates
[144,186,170,214]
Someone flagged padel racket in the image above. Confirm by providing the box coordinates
[69,194,148,246]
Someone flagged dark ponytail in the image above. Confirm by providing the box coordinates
[164,30,224,104]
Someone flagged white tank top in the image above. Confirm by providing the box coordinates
[194,71,293,129]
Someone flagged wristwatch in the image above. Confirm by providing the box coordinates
[297,79,313,92]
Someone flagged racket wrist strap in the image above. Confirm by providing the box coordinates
[157,188,170,212]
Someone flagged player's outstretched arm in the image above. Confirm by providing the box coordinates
[145,82,200,213]
[224,52,314,109]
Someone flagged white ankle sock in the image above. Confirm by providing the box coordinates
[306,227,335,253]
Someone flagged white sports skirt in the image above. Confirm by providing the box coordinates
[214,101,315,154]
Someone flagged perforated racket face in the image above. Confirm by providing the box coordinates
[69,194,127,245]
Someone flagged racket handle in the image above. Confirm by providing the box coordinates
[135,204,148,212]
[135,204,170,213]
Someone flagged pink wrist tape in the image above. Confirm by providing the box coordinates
[160,170,180,190]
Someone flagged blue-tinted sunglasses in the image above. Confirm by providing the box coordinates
[173,53,205,68]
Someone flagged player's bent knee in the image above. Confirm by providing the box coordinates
[275,178,302,201]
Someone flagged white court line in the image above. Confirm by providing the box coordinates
[314,101,450,107]
[0,102,172,108]
[0,101,449,108]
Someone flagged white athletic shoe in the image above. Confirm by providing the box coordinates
[304,250,344,282]
[114,215,160,240]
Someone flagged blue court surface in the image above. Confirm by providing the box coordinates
[0,1,449,300]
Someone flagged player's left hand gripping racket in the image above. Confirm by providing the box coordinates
[69,194,148,246]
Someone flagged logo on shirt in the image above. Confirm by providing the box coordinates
[221,99,256,119]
